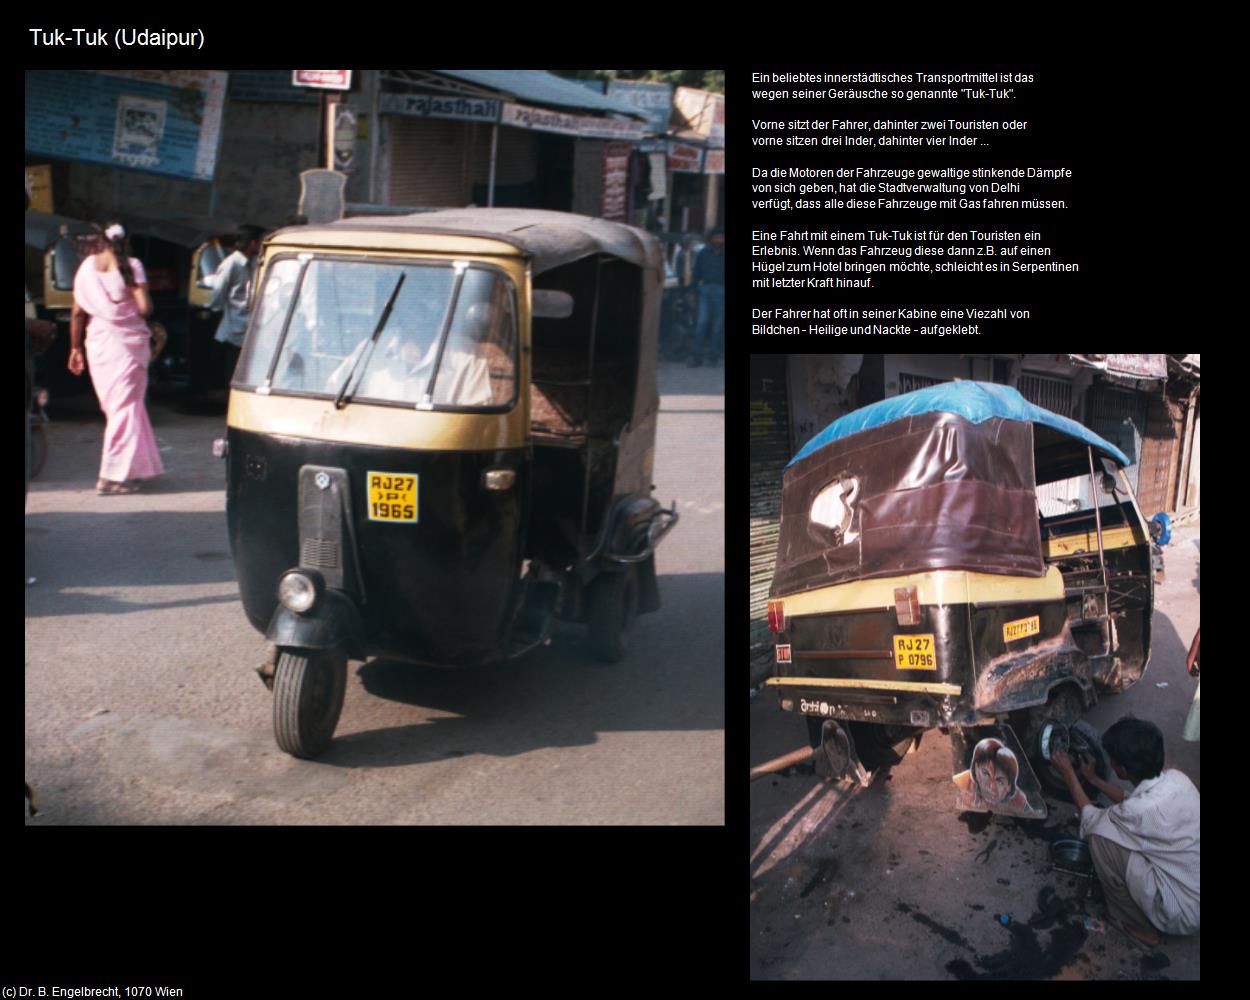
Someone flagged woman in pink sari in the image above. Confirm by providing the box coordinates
[69,222,165,494]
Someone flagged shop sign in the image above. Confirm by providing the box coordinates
[293,70,352,91]
[601,142,631,221]
[606,80,673,136]
[667,142,704,173]
[501,102,645,140]
[380,92,501,123]
[25,70,227,181]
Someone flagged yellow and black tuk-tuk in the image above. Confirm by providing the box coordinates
[765,381,1153,818]
[224,208,678,757]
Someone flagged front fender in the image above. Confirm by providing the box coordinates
[265,589,363,657]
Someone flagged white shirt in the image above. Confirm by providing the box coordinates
[208,250,257,347]
[1081,769,1200,934]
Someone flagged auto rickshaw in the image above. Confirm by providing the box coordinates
[765,380,1153,819]
[224,208,678,758]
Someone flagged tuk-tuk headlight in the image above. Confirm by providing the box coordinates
[278,569,323,614]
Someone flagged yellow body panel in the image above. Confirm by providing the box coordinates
[776,565,1065,618]
[765,677,963,696]
[1043,523,1147,558]
[228,391,525,451]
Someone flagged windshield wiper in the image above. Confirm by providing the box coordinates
[334,272,406,410]
[421,262,467,406]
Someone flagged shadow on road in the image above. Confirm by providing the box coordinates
[314,571,725,766]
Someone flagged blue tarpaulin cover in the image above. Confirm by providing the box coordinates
[789,380,1130,468]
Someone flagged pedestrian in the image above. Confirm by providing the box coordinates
[1183,626,1200,742]
[69,221,165,495]
[1051,716,1199,946]
[208,223,265,385]
[687,227,724,367]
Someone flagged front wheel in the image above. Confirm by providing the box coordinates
[588,566,638,663]
[272,648,347,759]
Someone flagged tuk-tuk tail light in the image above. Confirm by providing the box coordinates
[767,600,785,633]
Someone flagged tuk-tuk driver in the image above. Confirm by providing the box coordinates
[1051,716,1200,945]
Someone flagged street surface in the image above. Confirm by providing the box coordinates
[25,361,724,825]
[750,523,1200,980]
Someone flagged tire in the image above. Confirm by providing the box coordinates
[588,566,638,663]
[1035,719,1111,800]
[272,648,347,759]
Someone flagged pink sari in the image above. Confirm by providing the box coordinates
[73,256,165,482]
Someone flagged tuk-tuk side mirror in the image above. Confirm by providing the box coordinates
[532,289,574,319]
[189,241,227,307]
[1101,473,1119,495]
[196,241,227,288]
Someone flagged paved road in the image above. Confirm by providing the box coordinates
[25,361,724,825]
[750,524,1200,980]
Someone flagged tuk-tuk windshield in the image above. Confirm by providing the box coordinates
[235,257,516,409]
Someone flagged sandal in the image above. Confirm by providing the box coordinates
[97,479,141,495]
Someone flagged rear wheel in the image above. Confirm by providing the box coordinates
[588,566,638,663]
[1034,719,1111,800]
[272,648,347,759]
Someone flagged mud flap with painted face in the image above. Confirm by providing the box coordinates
[950,723,1047,819]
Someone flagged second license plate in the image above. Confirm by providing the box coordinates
[894,633,936,670]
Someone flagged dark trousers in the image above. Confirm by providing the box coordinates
[221,341,242,388]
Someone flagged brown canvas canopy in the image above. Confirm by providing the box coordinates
[771,410,1047,598]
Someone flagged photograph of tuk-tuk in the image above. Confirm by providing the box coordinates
[226,209,678,757]
[764,379,1152,816]
[750,355,1200,980]
[26,68,724,829]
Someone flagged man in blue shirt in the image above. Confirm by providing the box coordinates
[208,224,265,385]
[688,227,724,367]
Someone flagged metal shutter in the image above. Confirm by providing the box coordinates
[387,116,469,208]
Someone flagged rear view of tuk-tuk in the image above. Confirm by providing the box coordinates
[765,381,1154,819]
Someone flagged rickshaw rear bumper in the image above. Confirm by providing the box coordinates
[265,588,364,657]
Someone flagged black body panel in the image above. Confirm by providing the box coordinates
[227,429,528,665]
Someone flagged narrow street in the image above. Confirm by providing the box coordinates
[750,523,1200,980]
[25,361,724,825]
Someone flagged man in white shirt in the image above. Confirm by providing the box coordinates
[208,224,264,384]
[1052,716,1200,946]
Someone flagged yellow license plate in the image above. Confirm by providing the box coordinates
[894,634,936,670]
[367,471,418,523]
[1003,615,1040,642]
